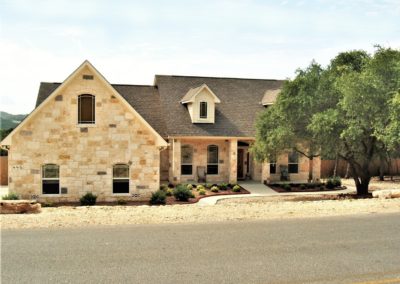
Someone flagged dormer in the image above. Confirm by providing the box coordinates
[261,89,281,106]
[180,84,221,123]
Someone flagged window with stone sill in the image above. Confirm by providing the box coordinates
[113,164,129,194]
[269,156,277,174]
[181,144,193,175]
[78,94,95,124]
[42,164,60,194]
[207,145,219,175]
[288,151,299,174]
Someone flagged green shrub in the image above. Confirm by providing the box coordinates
[199,189,206,195]
[197,185,205,191]
[332,176,342,187]
[173,185,194,201]
[186,184,193,190]
[326,178,335,189]
[150,190,167,205]
[210,186,219,193]
[166,188,173,196]
[219,183,228,190]
[232,185,241,192]
[80,192,97,206]
[205,183,212,189]
[282,183,291,191]
[319,185,325,191]
[308,183,316,189]
[300,184,307,190]
[160,184,168,191]
[2,193,19,200]
[117,198,127,205]
[42,201,55,207]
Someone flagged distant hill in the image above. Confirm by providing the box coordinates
[0,111,27,130]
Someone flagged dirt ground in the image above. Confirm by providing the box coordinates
[1,196,399,230]
[2,179,399,230]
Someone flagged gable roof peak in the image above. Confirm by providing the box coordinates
[180,83,221,104]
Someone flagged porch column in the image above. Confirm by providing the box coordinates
[170,138,181,184]
[228,139,238,184]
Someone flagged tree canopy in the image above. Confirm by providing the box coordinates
[252,47,400,195]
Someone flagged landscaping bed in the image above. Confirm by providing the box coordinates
[268,176,345,193]
[159,183,250,205]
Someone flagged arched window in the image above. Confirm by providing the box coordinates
[181,145,193,175]
[207,145,219,175]
[42,164,60,194]
[113,164,130,194]
[288,151,299,174]
[78,94,95,124]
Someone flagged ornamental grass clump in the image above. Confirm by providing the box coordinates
[232,185,241,192]
[210,186,219,193]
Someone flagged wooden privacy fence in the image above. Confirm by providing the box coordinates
[321,159,400,178]
[0,156,8,185]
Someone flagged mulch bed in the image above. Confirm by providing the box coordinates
[269,184,346,193]
[40,186,250,207]
[165,186,250,205]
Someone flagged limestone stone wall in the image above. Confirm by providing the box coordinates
[8,65,160,202]
[170,139,230,184]
[261,153,321,183]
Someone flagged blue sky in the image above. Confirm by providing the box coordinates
[0,0,399,114]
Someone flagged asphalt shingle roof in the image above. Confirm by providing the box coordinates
[36,75,284,138]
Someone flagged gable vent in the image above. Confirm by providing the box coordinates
[83,75,94,80]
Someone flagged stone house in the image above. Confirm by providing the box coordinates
[1,61,320,202]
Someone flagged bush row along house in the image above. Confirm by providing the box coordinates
[0,61,320,202]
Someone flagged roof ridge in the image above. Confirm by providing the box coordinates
[155,74,285,81]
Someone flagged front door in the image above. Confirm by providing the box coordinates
[237,148,244,179]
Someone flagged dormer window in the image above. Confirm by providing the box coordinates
[200,102,208,118]
[180,84,220,124]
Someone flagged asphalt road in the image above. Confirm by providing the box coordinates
[2,213,400,284]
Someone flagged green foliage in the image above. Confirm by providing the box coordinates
[197,185,205,191]
[210,186,219,192]
[326,177,341,189]
[2,192,19,200]
[117,198,127,205]
[160,184,168,191]
[282,183,291,191]
[0,128,13,156]
[219,183,228,190]
[166,188,173,196]
[254,47,400,195]
[41,201,55,207]
[198,189,206,195]
[232,185,241,192]
[173,185,194,201]
[300,184,307,190]
[150,190,167,205]
[80,192,97,206]
[186,184,193,190]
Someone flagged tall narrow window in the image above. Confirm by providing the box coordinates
[42,164,60,194]
[288,151,299,174]
[207,145,218,175]
[78,94,95,124]
[113,164,130,194]
[269,156,277,174]
[200,102,207,118]
[181,145,193,175]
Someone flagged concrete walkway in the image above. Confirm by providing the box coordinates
[197,181,355,205]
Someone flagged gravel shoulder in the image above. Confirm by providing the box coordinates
[2,197,399,230]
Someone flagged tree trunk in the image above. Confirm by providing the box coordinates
[345,162,350,178]
[355,176,370,195]
[379,155,386,181]
[308,157,314,182]
[333,154,339,177]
